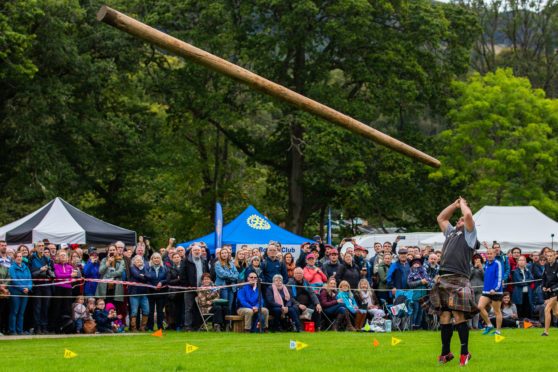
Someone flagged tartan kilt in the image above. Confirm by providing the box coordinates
[427,274,478,318]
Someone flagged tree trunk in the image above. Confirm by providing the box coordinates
[286,122,305,235]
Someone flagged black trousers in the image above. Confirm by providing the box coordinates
[147,294,167,330]
[32,286,52,330]
[516,292,532,319]
[0,298,9,333]
[52,287,73,331]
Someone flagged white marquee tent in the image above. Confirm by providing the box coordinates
[419,206,558,253]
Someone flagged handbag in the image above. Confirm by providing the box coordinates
[83,320,97,334]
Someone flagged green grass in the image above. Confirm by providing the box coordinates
[1,329,557,372]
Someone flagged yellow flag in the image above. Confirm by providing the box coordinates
[295,341,308,351]
[364,321,370,331]
[186,344,199,354]
[494,334,505,343]
[391,337,402,346]
[64,349,77,359]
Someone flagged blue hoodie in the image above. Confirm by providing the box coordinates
[8,262,32,295]
[483,259,503,294]
[83,260,100,296]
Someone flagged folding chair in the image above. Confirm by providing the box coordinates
[195,297,213,332]
[320,311,334,331]
[381,290,413,332]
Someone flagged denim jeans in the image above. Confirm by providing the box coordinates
[129,295,149,317]
[220,288,234,315]
[9,296,28,334]
[75,318,83,333]
[410,301,423,327]
[323,303,347,317]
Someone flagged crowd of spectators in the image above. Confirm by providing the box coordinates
[0,236,549,336]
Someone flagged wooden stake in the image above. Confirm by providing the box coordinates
[97,6,441,168]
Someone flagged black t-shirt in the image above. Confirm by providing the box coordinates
[439,224,477,278]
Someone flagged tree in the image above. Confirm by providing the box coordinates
[430,68,558,218]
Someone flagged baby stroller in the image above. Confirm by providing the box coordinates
[381,290,414,332]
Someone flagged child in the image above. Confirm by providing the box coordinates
[72,296,89,333]
[337,280,367,330]
[407,258,433,329]
[106,303,125,332]
[93,299,116,333]
[355,279,386,320]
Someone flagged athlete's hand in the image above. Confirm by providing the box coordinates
[490,289,495,295]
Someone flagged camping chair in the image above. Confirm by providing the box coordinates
[381,290,413,332]
[195,297,213,332]
[320,311,334,331]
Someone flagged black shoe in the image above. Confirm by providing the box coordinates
[542,332,549,336]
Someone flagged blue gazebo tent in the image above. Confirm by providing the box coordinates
[178,205,314,256]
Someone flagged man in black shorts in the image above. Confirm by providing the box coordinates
[542,248,558,336]
[430,198,478,366]
[477,247,503,336]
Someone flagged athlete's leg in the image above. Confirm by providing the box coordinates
[491,300,502,333]
[477,296,492,327]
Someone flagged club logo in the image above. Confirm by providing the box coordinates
[247,214,271,230]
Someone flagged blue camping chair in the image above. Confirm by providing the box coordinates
[381,290,414,332]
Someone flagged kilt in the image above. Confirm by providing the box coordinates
[428,274,478,318]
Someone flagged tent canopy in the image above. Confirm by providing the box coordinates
[0,197,136,245]
[179,205,314,253]
[420,206,558,252]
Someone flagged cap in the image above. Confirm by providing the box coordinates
[324,244,333,249]
[306,253,316,260]
[301,242,311,248]
[355,245,368,252]
[329,249,338,255]
[88,247,97,254]
[398,248,408,254]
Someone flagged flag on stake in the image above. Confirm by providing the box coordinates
[296,341,308,351]
[289,340,297,349]
[64,349,77,359]
[152,329,163,338]
[524,320,533,329]
[186,344,199,354]
[494,334,505,343]
[391,337,402,346]
[364,321,370,332]
[373,338,380,348]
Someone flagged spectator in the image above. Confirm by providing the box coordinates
[46,243,57,259]
[215,248,239,316]
[237,272,269,333]
[146,252,168,332]
[17,245,29,264]
[0,240,12,268]
[251,248,262,260]
[128,255,150,332]
[106,304,125,332]
[512,256,533,319]
[234,250,248,282]
[493,242,510,287]
[336,252,360,290]
[197,273,227,332]
[407,258,432,330]
[319,277,354,331]
[353,246,367,270]
[28,241,53,335]
[266,274,300,332]
[245,256,263,282]
[296,242,311,268]
[262,245,288,286]
[387,248,411,297]
[0,258,9,335]
[354,279,385,321]
[370,242,383,275]
[180,244,209,332]
[530,253,545,291]
[72,296,88,333]
[489,292,518,328]
[469,253,484,329]
[96,244,125,321]
[93,298,114,333]
[83,248,100,297]
[115,241,131,281]
[323,249,342,279]
[284,253,295,278]
[53,250,78,333]
[8,251,32,335]
[166,252,183,331]
[176,246,186,261]
[70,250,84,297]
[303,254,327,288]
[425,253,439,281]
[376,252,392,305]
[288,267,322,330]
[336,280,366,330]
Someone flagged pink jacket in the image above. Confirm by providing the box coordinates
[54,263,73,288]
[303,266,327,285]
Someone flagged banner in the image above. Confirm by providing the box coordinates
[215,202,223,251]
[327,207,332,245]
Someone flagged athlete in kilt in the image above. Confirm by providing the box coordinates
[541,248,558,336]
[430,198,478,366]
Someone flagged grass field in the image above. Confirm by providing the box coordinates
[1,328,556,372]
